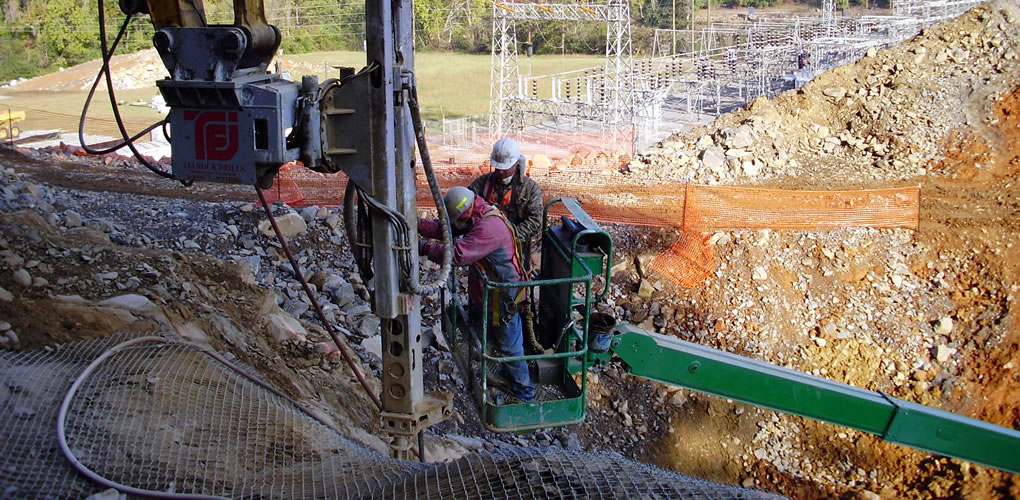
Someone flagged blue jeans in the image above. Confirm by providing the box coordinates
[492,312,535,401]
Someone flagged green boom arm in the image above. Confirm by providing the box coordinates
[608,323,1020,474]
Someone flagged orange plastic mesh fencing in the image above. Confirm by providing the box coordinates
[266,162,308,206]
[647,231,716,289]
[683,185,921,231]
[264,169,919,230]
[260,133,920,290]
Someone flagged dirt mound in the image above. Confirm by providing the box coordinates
[17,49,313,93]
[18,49,165,92]
[596,1,1020,497]
[628,1,1020,188]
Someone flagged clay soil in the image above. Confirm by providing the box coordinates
[1,86,1014,497]
[1,5,1019,499]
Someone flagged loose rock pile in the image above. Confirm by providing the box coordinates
[589,2,1020,497]
[18,49,169,92]
[627,2,1020,186]
[0,156,594,460]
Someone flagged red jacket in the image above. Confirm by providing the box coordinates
[420,197,523,315]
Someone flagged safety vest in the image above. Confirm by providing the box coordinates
[483,177,514,216]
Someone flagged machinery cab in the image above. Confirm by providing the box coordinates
[442,198,612,432]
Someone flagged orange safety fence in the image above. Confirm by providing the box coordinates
[683,185,921,231]
[646,185,919,287]
[266,167,919,230]
[263,165,919,288]
[647,231,716,289]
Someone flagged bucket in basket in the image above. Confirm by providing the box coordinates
[588,312,616,353]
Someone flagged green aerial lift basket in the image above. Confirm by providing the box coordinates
[442,198,613,432]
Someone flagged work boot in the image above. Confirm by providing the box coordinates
[486,372,512,391]
[490,388,528,406]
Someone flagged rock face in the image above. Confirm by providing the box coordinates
[98,294,156,314]
[64,210,82,227]
[12,268,31,287]
[265,311,308,344]
[934,316,954,335]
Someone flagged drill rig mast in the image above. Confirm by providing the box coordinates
[114,0,452,458]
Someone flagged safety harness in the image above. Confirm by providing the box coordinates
[473,207,529,326]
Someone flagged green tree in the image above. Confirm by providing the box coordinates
[37,0,95,67]
[414,0,445,45]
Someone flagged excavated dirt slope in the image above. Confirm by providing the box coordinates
[599,1,1019,498]
[0,1,1017,499]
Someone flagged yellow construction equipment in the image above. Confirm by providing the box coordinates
[0,110,25,140]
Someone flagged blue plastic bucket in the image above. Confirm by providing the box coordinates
[588,312,616,353]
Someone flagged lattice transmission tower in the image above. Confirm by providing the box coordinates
[489,4,521,136]
[488,0,634,144]
[822,0,836,20]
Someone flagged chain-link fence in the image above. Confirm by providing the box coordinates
[1,333,782,498]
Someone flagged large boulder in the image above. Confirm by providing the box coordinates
[258,212,307,239]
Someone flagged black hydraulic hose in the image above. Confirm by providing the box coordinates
[95,1,183,183]
[343,181,374,284]
[78,14,165,156]
[406,81,453,295]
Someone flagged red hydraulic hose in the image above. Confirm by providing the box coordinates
[255,186,382,410]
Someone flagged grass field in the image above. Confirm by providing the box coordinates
[285,51,605,119]
[0,50,604,137]
[0,88,169,140]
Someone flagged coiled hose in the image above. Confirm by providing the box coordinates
[343,75,453,296]
[57,336,385,498]
[57,336,229,499]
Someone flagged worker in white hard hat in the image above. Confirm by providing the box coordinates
[419,186,535,402]
[469,137,544,267]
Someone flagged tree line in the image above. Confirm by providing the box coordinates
[0,0,881,82]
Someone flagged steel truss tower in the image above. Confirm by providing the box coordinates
[489,4,521,135]
[822,0,835,20]
[489,1,634,144]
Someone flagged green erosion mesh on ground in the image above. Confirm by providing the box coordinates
[0,334,783,499]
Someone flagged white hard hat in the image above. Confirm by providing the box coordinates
[444,186,475,222]
[490,137,521,171]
